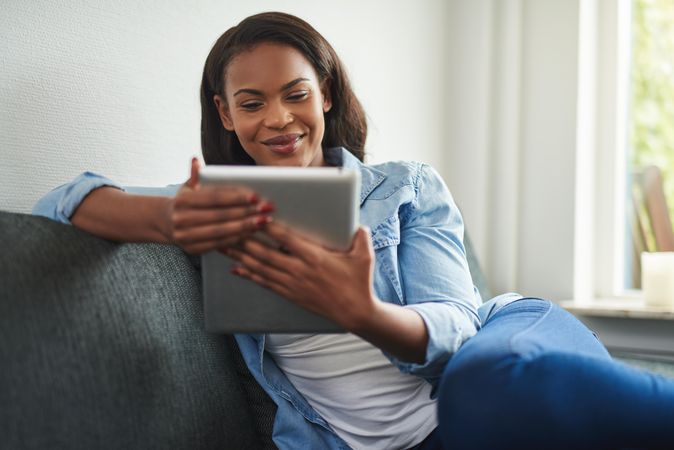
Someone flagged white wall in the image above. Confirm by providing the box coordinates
[445,0,583,301]
[1,0,590,301]
[0,0,449,213]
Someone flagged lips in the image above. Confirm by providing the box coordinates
[262,134,303,154]
[262,134,301,145]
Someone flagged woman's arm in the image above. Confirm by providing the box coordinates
[351,298,429,365]
[388,164,481,377]
[34,159,274,253]
[227,224,430,363]
[226,164,480,370]
[70,186,173,243]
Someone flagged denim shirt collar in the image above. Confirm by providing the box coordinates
[324,147,387,206]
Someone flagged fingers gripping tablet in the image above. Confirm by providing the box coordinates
[199,166,361,333]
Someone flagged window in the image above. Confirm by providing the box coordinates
[625,0,674,290]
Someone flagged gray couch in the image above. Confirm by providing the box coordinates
[0,210,491,450]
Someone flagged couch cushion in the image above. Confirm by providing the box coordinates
[0,212,261,450]
[226,335,278,450]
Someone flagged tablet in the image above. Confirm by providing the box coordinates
[199,165,361,333]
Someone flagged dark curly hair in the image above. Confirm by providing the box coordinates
[200,12,367,165]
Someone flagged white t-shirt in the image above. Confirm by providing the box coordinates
[265,332,438,450]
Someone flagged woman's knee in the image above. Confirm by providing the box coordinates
[437,352,592,449]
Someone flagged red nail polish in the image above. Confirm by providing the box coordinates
[230,267,242,276]
[255,215,270,227]
[249,194,260,204]
[257,202,275,213]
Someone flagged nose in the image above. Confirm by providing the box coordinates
[263,100,293,129]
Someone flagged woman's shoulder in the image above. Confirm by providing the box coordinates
[369,159,424,178]
[366,159,444,198]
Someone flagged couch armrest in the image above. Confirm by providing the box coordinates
[0,211,261,450]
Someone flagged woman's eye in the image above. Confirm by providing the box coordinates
[287,91,309,101]
[241,101,263,110]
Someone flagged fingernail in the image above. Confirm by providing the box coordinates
[230,267,242,276]
[249,194,260,204]
[257,202,275,213]
[255,215,272,227]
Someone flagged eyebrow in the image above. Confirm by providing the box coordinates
[233,77,310,97]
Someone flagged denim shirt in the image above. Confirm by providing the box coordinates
[33,147,485,450]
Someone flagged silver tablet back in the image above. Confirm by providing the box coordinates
[200,166,360,333]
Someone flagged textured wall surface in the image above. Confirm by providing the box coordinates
[0,0,450,213]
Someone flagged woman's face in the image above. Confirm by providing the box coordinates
[214,43,332,167]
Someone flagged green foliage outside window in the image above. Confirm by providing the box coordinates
[630,0,674,226]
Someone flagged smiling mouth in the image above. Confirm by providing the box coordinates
[262,134,304,154]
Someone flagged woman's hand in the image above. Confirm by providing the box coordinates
[225,222,379,330]
[227,221,430,363]
[164,158,274,255]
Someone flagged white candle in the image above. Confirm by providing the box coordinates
[641,252,674,308]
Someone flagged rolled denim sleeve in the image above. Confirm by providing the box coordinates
[32,172,124,224]
[33,172,181,224]
[389,164,481,393]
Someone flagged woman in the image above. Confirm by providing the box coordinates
[34,12,674,450]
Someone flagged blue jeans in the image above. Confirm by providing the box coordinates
[422,298,674,450]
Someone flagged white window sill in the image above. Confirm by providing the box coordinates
[559,297,674,359]
[559,298,674,321]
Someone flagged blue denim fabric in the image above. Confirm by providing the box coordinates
[32,172,181,223]
[438,298,674,450]
[33,147,487,450]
